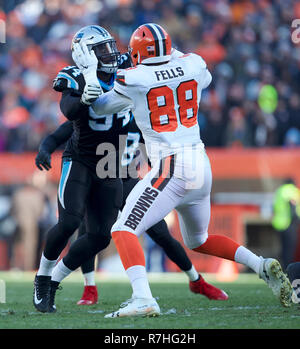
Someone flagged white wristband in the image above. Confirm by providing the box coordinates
[82,70,100,87]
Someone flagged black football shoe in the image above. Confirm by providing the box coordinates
[287,262,300,304]
[33,275,51,313]
[48,281,61,313]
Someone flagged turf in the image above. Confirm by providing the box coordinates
[0,271,299,329]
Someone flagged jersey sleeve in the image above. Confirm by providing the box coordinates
[39,121,73,153]
[60,90,89,121]
[48,121,73,149]
[53,66,84,93]
[113,68,138,101]
[92,88,133,115]
[189,53,212,89]
[53,66,88,121]
[202,67,212,89]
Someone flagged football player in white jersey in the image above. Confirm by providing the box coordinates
[72,23,292,317]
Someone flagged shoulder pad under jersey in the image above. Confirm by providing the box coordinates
[115,66,139,87]
[53,66,84,92]
[178,53,207,69]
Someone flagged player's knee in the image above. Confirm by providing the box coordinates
[111,219,122,235]
[58,214,82,235]
[87,232,111,253]
[148,229,172,247]
[199,232,208,245]
[185,231,208,250]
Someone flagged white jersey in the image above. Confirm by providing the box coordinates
[93,50,212,163]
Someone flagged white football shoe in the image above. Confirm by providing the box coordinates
[104,297,160,318]
[259,257,292,307]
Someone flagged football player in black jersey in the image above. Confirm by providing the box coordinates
[33,25,134,313]
[35,118,228,312]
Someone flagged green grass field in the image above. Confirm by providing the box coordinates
[0,271,299,330]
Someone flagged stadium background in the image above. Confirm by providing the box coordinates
[0,0,300,278]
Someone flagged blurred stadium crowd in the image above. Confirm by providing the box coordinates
[1,0,300,272]
[0,0,300,152]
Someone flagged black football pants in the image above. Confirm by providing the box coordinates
[43,158,122,270]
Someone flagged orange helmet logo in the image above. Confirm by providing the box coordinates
[129,23,171,66]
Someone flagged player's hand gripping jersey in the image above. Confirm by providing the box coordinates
[92,49,212,164]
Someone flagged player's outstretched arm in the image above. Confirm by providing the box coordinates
[91,89,133,115]
[35,121,73,171]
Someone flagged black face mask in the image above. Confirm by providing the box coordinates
[91,40,120,68]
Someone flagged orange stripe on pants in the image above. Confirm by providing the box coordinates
[112,230,145,270]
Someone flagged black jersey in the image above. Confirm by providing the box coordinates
[39,115,147,180]
[52,53,132,172]
[120,117,144,168]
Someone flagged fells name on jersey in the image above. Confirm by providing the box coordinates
[154,66,184,81]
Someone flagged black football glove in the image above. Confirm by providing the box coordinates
[35,150,52,171]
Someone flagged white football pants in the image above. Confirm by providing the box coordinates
[112,145,212,249]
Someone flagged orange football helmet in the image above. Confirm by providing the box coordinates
[129,23,172,66]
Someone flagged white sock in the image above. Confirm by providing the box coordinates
[83,271,95,286]
[234,246,261,274]
[126,265,153,299]
[51,259,73,283]
[37,253,58,276]
[184,265,199,281]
